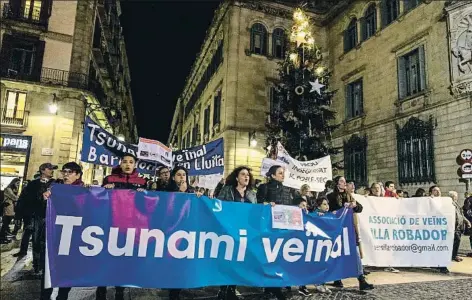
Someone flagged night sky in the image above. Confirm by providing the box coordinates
[120,1,222,143]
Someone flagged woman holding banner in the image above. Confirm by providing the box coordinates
[165,166,194,300]
[327,176,374,291]
[256,165,292,300]
[216,166,256,300]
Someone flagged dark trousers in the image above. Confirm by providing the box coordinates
[0,215,13,238]
[32,216,45,271]
[452,231,462,259]
[470,235,472,250]
[19,217,33,254]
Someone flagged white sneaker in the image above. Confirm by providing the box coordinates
[384,267,400,273]
[315,285,331,293]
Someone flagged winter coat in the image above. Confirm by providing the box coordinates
[453,200,466,232]
[327,190,363,213]
[256,180,292,205]
[217,185,256,204]
[464,197,472,222]
[15,178,54,219]
[103,167,147,190]
[2,187,18,217]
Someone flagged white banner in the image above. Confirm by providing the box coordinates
[260,143,332,191]
[137,138,172,167]
[354,194,455,267]
[193,174,223,190]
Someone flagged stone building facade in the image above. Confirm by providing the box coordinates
[170,0,471,196]
[0,0,137,186]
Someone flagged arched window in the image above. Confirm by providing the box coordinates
[272,28,286,59]
[344,18,357,52]
[250,23,268,55]
[361,4,377,41]
[381,0,399,27]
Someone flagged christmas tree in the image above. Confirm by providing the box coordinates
[266,7,338,162]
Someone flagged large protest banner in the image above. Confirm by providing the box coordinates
[354,195,455,267]
[81,117,157,174]
[45,185,360,289]
[172,138,224,176]
[260,143,332,191]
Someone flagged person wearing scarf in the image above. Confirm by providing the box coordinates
[40,162,84,300]
[327,176,374,291]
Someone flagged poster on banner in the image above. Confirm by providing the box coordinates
[354,194,455,267]
[81,117,158,174]
[271,205,304,231]
[137,138,172,167]
[172,138,224,176]
[45,184,360,289]
[194,174,223,190]
[260,143,332,191]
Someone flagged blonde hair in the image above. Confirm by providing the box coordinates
[301,184,310,192]
[448,191,458,199]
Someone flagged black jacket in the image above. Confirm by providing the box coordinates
[256,180,292,205]
[327,190,363,213]
[15,178,54,219]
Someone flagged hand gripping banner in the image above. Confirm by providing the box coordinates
[45,185,360,289]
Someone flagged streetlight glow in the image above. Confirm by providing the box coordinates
[49,103,58,114]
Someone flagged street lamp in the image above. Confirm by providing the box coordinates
[49,94,58,114]
[249,131,257,148]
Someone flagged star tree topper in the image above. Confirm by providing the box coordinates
[309,79,324,95]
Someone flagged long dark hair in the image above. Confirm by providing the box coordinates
[166,166,190,192]
[266,165,283,182]
[6,178,20,193]
[225,166,254,189]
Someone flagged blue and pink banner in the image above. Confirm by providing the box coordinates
[45,184,360,289]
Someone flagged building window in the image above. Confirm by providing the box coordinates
[213,90,221,126]
[10,42,36,77]
[203,106,211,136]
[184,40,223,118]
[1,91,27,126]
[344,135,368,187]
[191,124,198,146]
[361,4,377,41]
[397,117,435,184]
[381,0,399,27]
[397,45,426,100]
[250,23,268,55]
[345,79,363,119]
[23,0,42,21]
[272,28,285,59]
[344,18,358,52]
[404,0,421,12]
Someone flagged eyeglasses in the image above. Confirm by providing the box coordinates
[160,171,170,175]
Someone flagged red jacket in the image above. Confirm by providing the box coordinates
[103,167,147,190]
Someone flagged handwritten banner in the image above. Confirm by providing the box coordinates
[172,138,224,176]
[355,195,454,267]
[260,143,332,191]
[81,117,157,174]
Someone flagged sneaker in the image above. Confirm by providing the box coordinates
[332,280,344,288]
[384,267,400,273]
[315,285,331,294]
[359,280,374,291]
[12,251,27,258]
[298,286,311,296]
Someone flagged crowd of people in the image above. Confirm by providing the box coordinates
[1,155,472,300]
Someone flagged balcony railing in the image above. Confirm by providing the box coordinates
[2,3,47,26]
[1,109,29,127]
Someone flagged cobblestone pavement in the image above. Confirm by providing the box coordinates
[1,235,471,300]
